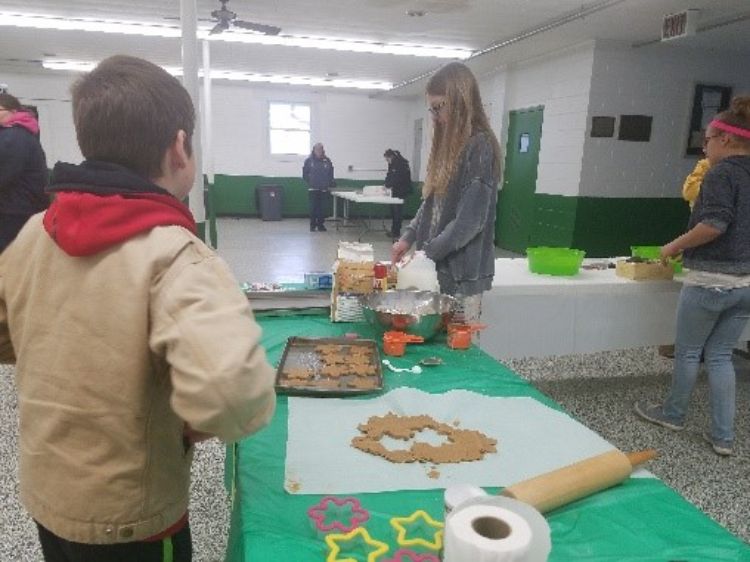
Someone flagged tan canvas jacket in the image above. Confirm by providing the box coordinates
[0,214,276,543]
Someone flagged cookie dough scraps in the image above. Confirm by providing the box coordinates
[351,412,497,464]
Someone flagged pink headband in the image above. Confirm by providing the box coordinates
[710,119,750,140]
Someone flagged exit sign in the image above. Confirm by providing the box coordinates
[662,10,698,41]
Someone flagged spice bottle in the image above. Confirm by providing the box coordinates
[373,262,388,292]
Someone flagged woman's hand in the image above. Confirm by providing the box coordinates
[392,239,411,264]
[660,242,681,259]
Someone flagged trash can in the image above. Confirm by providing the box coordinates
[256,184,283,221]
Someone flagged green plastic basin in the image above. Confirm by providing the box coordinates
[527,247,586,276]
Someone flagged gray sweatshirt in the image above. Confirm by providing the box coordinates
[683,155,750,275]
[401,131,499,296]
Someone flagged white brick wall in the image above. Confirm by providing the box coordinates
[581,41,750,198]
[0,69,413,180]
[503,43,595,196]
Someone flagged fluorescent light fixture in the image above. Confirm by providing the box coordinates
[207,32,472,59]
[41,59,393,90]
[0,12,472,59]
[0,12,180,38]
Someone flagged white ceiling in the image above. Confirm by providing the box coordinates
[0,0,748,96]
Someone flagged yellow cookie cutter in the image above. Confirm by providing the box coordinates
[325,527,389,562]
[390,510,444,551]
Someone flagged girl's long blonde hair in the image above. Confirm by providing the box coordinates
[423,62,501,197]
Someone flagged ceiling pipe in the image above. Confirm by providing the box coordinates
[378,0,629,97]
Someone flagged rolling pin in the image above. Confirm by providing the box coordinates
[500,449,657,514]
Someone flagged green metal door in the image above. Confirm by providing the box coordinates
[496,106,543,253]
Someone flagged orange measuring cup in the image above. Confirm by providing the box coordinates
[383,331,424,357]
[447,323,486,350]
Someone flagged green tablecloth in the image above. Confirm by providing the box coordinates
[225,313,750,561]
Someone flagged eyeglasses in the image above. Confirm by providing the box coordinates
[703,134,722,147]
[428,100,447,116]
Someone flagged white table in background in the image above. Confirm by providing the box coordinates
[479,258,750,360]
[330,190,403,240]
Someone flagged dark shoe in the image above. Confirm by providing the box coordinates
[317,224,327,232]
[658,344,675,359]
[310,225,316,232]
[702,431,733,456]
[634,401,685,431]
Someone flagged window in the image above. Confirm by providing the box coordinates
[269,102,311,155]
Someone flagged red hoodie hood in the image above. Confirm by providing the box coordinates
[44,192,196,257]
[2,111,40,135]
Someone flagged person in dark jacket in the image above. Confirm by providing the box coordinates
[383,148,412,239]
[302,142,334,232]
[0,93,49,252]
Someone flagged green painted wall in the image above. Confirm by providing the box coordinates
[212,174,422,219]
[498,191,690,257]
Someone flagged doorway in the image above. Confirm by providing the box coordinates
[496,106,544,253]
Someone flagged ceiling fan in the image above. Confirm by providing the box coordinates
[208,0,281,36]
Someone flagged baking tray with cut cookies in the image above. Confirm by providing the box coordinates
[275,337,383,396]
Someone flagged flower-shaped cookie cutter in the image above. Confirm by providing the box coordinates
[325,527,389,562]
[383,549,440,562]
[307,496,370,536]
[390,510,444,551]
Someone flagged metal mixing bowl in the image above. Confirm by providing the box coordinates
[359,290,456,340]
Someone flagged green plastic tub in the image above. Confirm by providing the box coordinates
[630,246,661,260]
[527,247,586,276]
[631,245,682,273]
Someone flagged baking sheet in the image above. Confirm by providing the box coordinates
[275,337,382,396]
[285,387,642,495]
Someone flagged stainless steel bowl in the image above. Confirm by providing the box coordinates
[360,290,456,340]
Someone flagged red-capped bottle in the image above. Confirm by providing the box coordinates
[373,262,388,291]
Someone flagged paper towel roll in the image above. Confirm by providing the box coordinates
[443,496,551,562]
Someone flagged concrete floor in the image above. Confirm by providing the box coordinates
[0,217,747,561]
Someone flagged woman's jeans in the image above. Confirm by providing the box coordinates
[664,284,750,443]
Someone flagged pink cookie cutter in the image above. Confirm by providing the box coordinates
[384,549,440,562]
[307,496,370,535]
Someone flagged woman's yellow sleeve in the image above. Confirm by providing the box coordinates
[682,159,710,206]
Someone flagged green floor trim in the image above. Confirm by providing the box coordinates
[497,192,691,257]
[212,174,422,219]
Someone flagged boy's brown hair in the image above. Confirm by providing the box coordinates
[71,55,195,179]
[0,92,23,111]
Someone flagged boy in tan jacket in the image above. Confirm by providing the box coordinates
[0,55,276,561]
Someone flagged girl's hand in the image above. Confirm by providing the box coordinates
[392,240,411,264]
[660,242,681,259]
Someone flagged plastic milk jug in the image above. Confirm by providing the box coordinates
[396,251,440,292]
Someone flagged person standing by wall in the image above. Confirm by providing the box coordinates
[0,93,49,253]
[391,62,502,324]
[302,142,334,232]
[635,95,750,457]
[383,148,412,240]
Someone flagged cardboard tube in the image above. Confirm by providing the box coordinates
[501,449,656,514]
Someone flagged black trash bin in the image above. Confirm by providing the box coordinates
[256,184,283,221]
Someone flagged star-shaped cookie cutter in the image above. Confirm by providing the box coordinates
[383,549,440,562]
[307,496,370,535]
[325,527,389,562]
[389,510,444,551]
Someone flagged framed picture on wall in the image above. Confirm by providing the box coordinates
[686,84,732,156]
